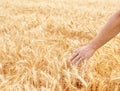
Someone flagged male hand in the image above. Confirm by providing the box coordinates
[70,45,96,66]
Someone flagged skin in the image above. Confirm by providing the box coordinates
[70,10,120,66]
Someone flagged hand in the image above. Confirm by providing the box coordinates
[70,45,96,66]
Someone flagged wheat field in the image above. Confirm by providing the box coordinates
[0,0,120,91]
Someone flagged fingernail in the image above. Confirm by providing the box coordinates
[71,62,77,67]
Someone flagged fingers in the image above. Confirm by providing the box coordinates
[71,54,84,66]
[71,55,81,65]
[70,52,79,62]
[70,48,85,66]
[70,48,80,61]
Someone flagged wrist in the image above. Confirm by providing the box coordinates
[87,43,98,51]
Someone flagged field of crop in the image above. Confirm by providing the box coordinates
[0,0,120,91]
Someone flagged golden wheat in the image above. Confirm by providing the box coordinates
[0,0,120,91]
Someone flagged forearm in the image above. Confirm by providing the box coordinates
[88,10,120,50]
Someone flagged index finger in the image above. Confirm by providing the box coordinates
[70,52,79,62]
